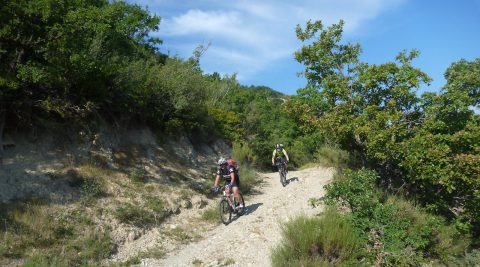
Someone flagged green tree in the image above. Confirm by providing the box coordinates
[398,59,480,233]
[293,20,430,167]
[0,0,161,129]
[293,19,480,235]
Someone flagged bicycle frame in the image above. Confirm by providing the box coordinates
[275,161,287,186]
[222,186,235,209]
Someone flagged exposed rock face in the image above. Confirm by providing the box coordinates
[0,127,231,203]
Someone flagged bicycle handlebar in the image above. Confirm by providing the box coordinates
[211,184,233,194]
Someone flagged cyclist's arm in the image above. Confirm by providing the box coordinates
[271,150,276,164]
[214,168,222,187]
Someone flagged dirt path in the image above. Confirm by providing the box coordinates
[142,166,334,267]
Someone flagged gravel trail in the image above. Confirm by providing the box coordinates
[143,166,334,267]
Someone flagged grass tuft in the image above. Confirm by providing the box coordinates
[271,210,361,267]
[201,207,219,223]
[192,258,203,266]
[114,203,153,227]
[129,169,148,186]
[164,227,192,244]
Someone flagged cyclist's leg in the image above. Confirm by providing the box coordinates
[282,156,288,172]
[232,178,242,205]
[225,181,234,204]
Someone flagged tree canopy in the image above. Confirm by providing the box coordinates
[291,19,480,235]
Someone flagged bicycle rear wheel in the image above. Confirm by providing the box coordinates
[234,193,245,216]
[219,198,232,225]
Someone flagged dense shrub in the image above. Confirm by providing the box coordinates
[238,164,258,195]
[232,142,256,164]
[324,169,380,214]
[288,133,324,167]
[314,146,351,169]
[324,169,471,265]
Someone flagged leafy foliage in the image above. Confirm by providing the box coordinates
[324,169,380,213]
[324,169,471,265]
[314,146,351,169]
[0,0,239,140]
[208,84,300,167]
[291,19,480,236]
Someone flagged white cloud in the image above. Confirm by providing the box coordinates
[164,10,241,36]
[140,0,407,83]
[163,9,275,48]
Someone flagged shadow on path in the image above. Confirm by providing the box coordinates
[228,203,263,224]
[282,176,299,187]
[242,202,263,216]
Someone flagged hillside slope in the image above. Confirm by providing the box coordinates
[0,127,232,266]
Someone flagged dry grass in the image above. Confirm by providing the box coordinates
[0,200,114,266]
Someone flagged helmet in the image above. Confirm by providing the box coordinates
[217,157,227,166]
[275,144,281,150]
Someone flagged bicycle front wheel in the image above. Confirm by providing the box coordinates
[279,165,286,186]
[219,198,232,225]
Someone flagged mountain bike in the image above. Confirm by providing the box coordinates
[274,161,287,186]
[215,185,245,225]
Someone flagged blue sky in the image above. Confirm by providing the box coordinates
[128,0,480,95]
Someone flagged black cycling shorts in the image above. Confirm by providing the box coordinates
[226,178,240,189]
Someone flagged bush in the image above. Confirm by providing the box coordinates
[232,142,256,164]
[360,197,470,266]
[462,249,480,266]
[324,169,380,214]
[314,146,350,169]
[81,178,104,200]
[323,169,471,265]
[288,134,324,167]
[238,164,258,195]
[76,164,109,203]
[271,210,362,267]
[114,203,155,227]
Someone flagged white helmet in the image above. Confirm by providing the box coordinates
[217,157,227,165]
